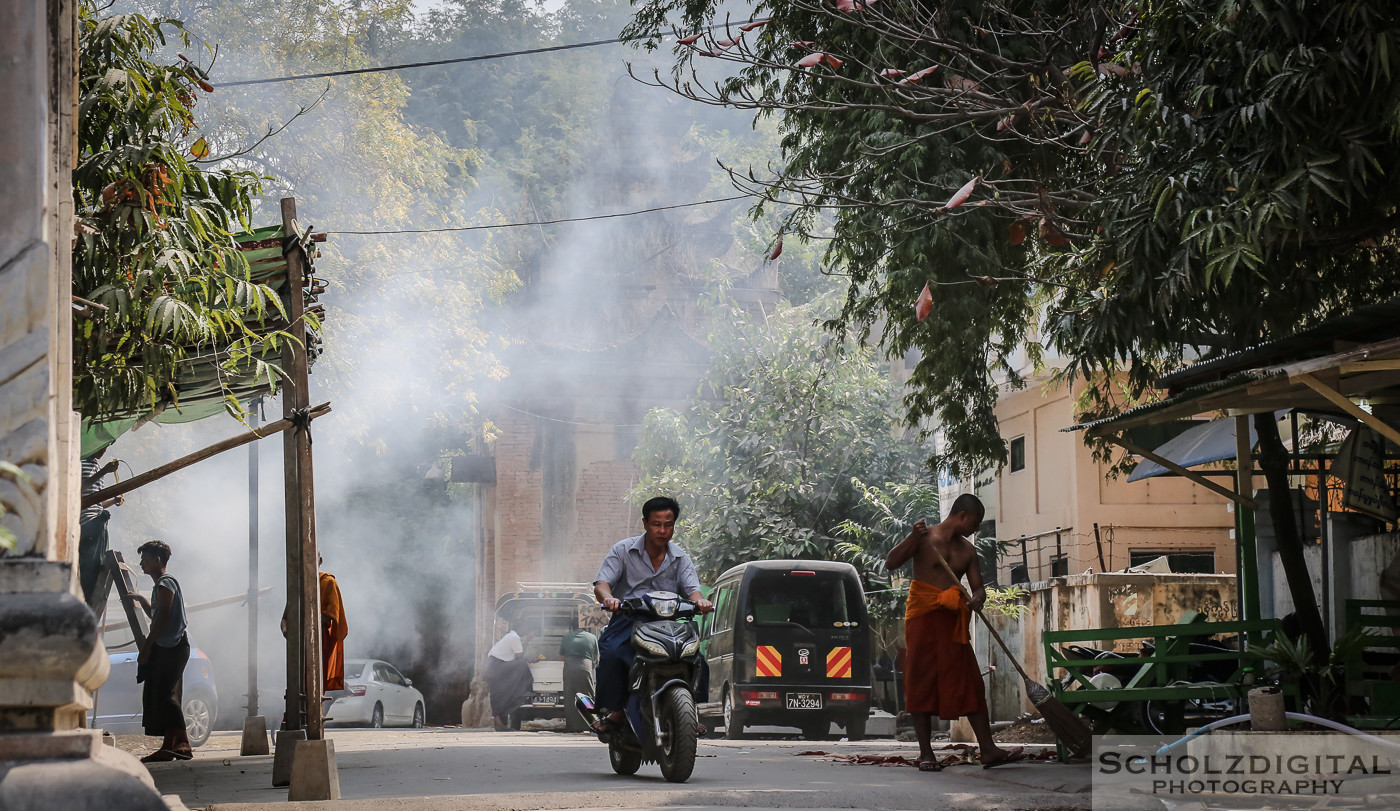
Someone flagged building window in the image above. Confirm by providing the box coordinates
[1051,557,1069,577]
[1009,436,1026,472]
[1129,551,1216,574]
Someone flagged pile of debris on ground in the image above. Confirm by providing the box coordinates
[993,713,1058,744]
[793,743,1058,769]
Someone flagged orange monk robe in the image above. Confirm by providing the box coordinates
[903,579,987,719]
[320,572,349,691]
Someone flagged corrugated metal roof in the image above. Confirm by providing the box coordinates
[1160,297,1400,392]
[1063,370,1278,433]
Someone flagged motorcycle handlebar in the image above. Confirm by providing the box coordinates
[608,596,701,619]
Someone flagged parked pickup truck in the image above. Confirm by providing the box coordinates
[493,583,608,728]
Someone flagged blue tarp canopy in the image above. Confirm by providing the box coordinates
[1125,414,1304,481]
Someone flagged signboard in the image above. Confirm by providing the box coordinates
[576,603,609,634]
[1335,426,1398,522]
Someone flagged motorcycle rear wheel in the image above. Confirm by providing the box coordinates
[658,685,698,783]
[609,741,642,776]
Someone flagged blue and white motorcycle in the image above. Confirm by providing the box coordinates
[576,590,703,783]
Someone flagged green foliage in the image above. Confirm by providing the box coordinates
[172,0,511,442]
[74,0,286,421]
[1051,0,1400,436]
[983,584,1029,620]
[0,462,32,552]
[1247,625,1381,719]
[623,0,1400,475]
[632,295,936,584]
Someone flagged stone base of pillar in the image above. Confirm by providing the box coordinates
[0,730,169,810]
[270,728,306,787]
[239,716,270,756]
[287,738,340,801]
[0,563,173,808]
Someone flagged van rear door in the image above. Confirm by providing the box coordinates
[746,569,868,688]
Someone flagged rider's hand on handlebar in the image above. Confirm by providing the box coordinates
[694,597,714,615]
[602,596,622,612]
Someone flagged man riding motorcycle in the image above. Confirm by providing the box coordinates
[592,496,712,734]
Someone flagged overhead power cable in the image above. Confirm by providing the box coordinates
[324,194,749,236]
[218,19,770,88]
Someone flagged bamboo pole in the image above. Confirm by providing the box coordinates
[81,403,331,508]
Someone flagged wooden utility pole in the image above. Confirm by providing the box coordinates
[248,398,261,719]
[280,197,323,739]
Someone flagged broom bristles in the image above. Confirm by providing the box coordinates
[1034,693,1092,759]
[1024,677,1092,759]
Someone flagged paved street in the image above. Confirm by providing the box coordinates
[143,728,1091,810]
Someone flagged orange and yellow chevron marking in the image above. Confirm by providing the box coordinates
[756,645,782,678]
[826,646,852,678]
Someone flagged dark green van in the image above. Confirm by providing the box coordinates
[699,560,873,740]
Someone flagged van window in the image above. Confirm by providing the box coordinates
[746,571,858,628]
[710,582,737,635]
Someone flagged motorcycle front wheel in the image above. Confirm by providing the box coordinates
[658,684,698,783]
[609,740,642,776]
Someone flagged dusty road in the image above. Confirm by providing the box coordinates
[141,727,1092,810]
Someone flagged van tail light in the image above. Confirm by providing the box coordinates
[829,692,864,702]
[789,571,816,576]
[740,690,778,701]
[348,684,367,696]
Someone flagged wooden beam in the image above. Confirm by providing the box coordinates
[1107,434,1259,509]
[1341,359,1400,374]
[1281,337,1400,379]
[1295,373,1400,448]
[81,403,330,508]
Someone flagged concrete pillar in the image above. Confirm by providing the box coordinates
[287,738,340,801]
[240,716,270,756]
[0,2,168,807]
[271,728,306,787]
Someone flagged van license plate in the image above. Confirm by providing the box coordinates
[786,693,822,710]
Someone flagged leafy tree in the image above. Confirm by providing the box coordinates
[74,0,287,421]
[632,296,938,582]
[624,0,1400,661]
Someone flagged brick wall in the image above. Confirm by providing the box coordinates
[492,415,544,591]
[571,459,642,581]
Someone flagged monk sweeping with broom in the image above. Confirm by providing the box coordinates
[885,494,1026,772]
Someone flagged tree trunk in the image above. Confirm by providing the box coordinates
[1253,413,1328,664]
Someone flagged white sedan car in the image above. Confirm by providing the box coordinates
[327,659,426,728]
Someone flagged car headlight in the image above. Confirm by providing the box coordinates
[634,635,668,657]
[681,638,699,658]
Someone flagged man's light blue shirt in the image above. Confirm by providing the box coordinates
[594,535,702,600]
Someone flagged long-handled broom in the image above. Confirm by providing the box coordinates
[924,543,1092,759]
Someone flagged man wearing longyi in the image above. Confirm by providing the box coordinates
[885,493,1025,772]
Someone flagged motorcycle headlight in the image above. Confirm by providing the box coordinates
[651,598,677,618]
[634,635,668,657]
[681,638,699,658]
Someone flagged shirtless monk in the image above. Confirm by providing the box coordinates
[885,493,1024,771]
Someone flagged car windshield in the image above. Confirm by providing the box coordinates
[344,662,367,679]
[747,571,858,629]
